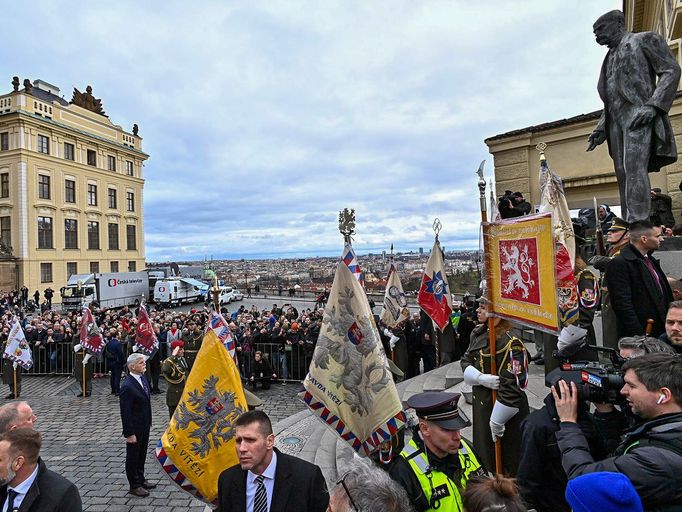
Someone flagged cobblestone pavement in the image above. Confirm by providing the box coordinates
[10,374,305,511]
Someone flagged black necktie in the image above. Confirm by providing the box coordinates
[6,489,18,512]
[254,475,267,512]
[141,376,149,396]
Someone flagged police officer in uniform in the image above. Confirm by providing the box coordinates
[389,392,485,512]
[161,340,188,418]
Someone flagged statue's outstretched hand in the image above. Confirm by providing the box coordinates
[630,105,656,129]
[587,129,606,151]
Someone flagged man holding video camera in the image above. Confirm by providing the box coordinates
[553,353,682,509]
[498,191,531,219]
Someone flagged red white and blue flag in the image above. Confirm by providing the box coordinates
[207,310,237,364]
[80,306,105,355]
[134,304,159,356]
[417,239,453,331]
[342,242,364,287]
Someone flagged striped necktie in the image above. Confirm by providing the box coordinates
[254,474,268,512]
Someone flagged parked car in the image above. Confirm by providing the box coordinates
[205,286,235,306]
[232,288,244,301]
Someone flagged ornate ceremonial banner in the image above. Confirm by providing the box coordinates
[301,261,406,456]
[3,319,32,370]
[484,213,559,333]
[134,304,159,356]
[79,306,105,355]
[156,330,247,504]
[417,238,453,331]
[380,263,410,328]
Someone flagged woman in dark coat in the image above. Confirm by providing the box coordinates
[461,301,529,475]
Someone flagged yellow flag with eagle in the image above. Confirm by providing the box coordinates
[156,329,247,504]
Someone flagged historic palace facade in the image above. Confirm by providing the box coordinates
[0,78,148,292]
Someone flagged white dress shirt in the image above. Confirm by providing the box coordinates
[245,451,277,512]
[130,372,147,393]
[3,463,39,512]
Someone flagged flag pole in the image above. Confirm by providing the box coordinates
[82,357,86,399]
[477,160,503,474]
[388,243,396,363]
[432,219,443,368]
[13,366,17,399]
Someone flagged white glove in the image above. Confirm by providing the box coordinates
[490,420,505,442]
[389,335,399,349]
[132,345,139,352]
[557,325,588,351]
[463,365,500,389]
[490,402,519,442]
[82,353,92,366]
[73,343,82,353]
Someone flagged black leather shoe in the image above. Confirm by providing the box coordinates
[533,358,545,365]
[530,353,543,362]
[128,487,149,497]
[5,394,15,399]
[141,480,157,490]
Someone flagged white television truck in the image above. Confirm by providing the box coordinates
[153,277,207,306]
[61,272,149,311]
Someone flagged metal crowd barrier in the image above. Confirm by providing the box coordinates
[236,342,310,383]
[0,341,310,382]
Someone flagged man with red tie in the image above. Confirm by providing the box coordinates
[606,220,673,338]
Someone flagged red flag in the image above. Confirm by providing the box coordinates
[134,304,158,356]
[80,306,105,355]
[417,239,453,331]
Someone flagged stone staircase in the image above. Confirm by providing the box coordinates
[273,357,548,487]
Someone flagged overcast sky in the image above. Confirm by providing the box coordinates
[5,1,620,261]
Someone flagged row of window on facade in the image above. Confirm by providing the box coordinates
[34,217,137,251]
[0,132,135,176]
[39,260,138,284]
[16,174,137,211]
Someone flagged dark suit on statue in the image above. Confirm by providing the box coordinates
[0,459,82,511]
[119,373,153,489]
[596,30,680,220]
[217,448,329,512]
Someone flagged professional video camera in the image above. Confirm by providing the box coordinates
[552,342,626,405]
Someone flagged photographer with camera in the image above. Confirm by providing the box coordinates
[498,191,531,219]
[517,369,614,512]
[553,353,682,510]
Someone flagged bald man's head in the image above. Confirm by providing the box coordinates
[0,402,37,433]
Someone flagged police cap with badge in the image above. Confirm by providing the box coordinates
[407,391,470,430]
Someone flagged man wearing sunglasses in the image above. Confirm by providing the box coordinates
[389,392,485,512]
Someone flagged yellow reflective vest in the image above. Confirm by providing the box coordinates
[400,438,482,512]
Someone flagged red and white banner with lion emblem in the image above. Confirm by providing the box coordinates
[483,213,559,333]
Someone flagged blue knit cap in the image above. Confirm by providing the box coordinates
[565,472,643,512]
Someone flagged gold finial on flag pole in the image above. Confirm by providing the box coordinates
[432,218,442,242]
[476,160,487,215]
[536,142,547,163]
[338,208,356,244]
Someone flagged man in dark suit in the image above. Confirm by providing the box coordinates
[0,428,82,511]
[217,410,328,512]
[587,9,681,222]
[119,353,156,497]
[606,220,673,338]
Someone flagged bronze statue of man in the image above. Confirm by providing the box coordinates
[587,10,680,222]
